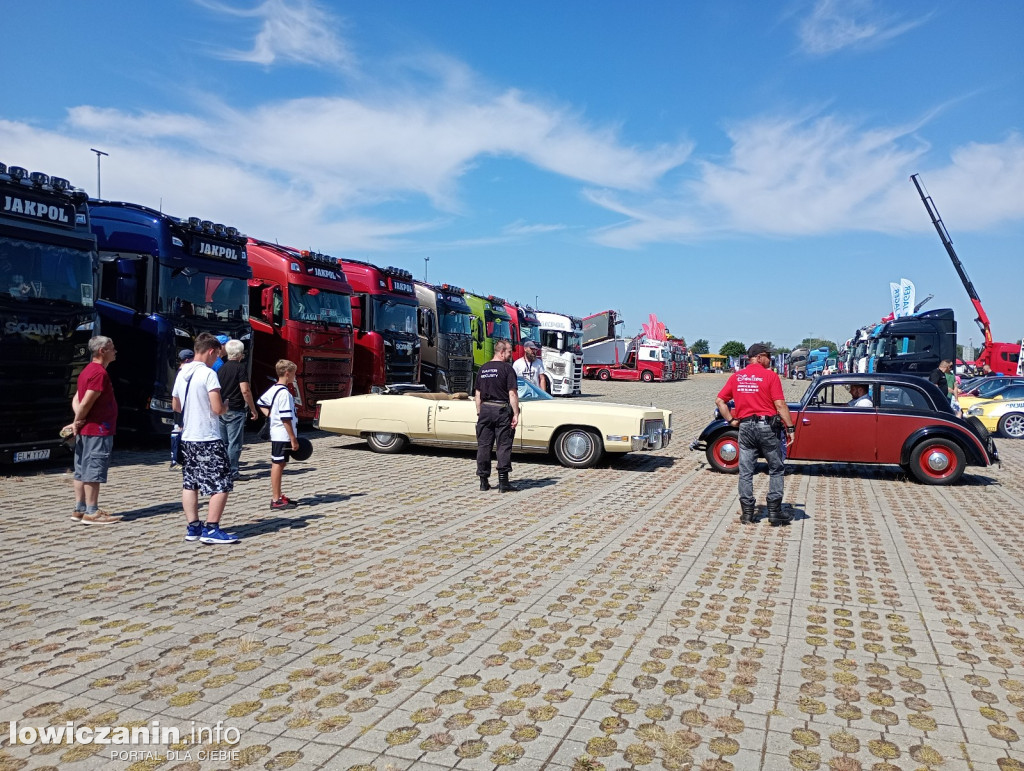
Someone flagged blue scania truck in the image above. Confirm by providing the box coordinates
[90,202,251,434]
[0,162,97,463]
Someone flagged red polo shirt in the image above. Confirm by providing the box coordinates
[717,363,784,419]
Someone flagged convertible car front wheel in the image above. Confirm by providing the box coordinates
[706,431,740,473]
[908,438,965,485]
[365,432,409,454]
[553,428,603,468]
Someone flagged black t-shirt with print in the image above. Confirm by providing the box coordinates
[217,360,250,411]
[476,361,517,402]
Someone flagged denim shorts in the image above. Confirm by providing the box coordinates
[74,435,114,483]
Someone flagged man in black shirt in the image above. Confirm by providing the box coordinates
[475,340,520,492]
[217,339,259,480]
[928,359,953,397]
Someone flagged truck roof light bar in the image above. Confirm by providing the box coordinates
[384,266,413,280]
[201,220,215,233]
[29,172,51,189]
[487,294,507,306]
[188,217,202,229]
[440,283,465,295]
[225,226,238,237]
[0,163,6,177]
[213,223,226,235]
[50,176,70,191]
[8,166,29,183]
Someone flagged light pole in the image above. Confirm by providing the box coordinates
[90,148,108,198]
[424,256,429,282]
[535,295,539,309]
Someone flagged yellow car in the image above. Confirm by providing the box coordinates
[965,385,1024,439]
[314,378,672,468]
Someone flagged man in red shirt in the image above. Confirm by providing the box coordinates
[69,336,120,525]
[715,343,795,526]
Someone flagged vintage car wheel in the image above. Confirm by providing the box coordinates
[909,438,965,485]
[365,432,409,454]
[795,372,806,380]
[997,412,1024,439]
[598,369,611,381]
[641,369,654,382]
[553,428,603,468]
[706,431,740,473]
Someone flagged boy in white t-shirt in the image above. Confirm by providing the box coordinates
[257,359,300,510]
[171,332,238,544]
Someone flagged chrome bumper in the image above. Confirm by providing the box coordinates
[618,428,673,451]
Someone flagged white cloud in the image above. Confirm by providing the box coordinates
[797,0,930,56]
[195,0,354,68]
[589,113,1024,249]
[502,221,567,236]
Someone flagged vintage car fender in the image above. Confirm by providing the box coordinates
[355,418,411,435]
[898,424,991,467]
[689,418,731,452]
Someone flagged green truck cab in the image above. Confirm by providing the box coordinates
[463,292,512,371]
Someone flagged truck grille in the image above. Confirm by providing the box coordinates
[573,361,583,394]
[303,357,350,376]
[450,372,472,393]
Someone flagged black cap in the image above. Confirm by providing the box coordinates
[747,343,772,358]
[178,349,195,361]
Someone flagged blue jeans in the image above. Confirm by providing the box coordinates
[738,422,785,507]
[219,409,247,476]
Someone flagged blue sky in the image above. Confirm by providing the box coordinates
[4,0,1022,352]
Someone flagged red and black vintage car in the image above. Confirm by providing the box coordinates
[691,374,999,485]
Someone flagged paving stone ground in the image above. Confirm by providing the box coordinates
[1,374,1023,771]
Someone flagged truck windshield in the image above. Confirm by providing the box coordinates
[158,266,248,321]
[540,330,583,353]
[439,309,472,335]
[372,297,417,334]
[1,237,93,305]
[520,324,542,346]
[486,314,511,340]
[289,285,352,327]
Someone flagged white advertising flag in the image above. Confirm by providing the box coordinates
[1018,340,1023,376]
[890,282,901,318]
[899,278,916,318]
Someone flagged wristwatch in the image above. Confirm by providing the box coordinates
[786,426,795,433]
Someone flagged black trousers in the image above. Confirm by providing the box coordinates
[476,402,513,476]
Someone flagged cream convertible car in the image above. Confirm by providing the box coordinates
[313,379,672,468]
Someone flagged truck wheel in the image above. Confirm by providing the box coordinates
[598,369,611,381]
[365,432,409,454]
[706,431,740,473]
[641,369,654,382]
[553,428,603,468]
[908,438,965,485]
[796,372,805,381]
[997,412,1024,439]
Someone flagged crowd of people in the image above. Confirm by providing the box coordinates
[65,334,306,543]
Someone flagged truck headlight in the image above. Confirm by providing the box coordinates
[149,397,174,412]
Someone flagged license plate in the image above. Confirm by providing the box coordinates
[14,449,50,462]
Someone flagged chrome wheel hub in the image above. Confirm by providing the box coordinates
[565,433,592,460]
[718,442,738,463]
[926,451,950,472]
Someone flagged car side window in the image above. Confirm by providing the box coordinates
[808,384,849,407]
[879,384,929,409]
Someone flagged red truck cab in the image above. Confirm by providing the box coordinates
[247,240,354,420]
[339,260,420,394]
[505,302,542,360]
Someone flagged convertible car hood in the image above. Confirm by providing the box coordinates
[525,401,666,418]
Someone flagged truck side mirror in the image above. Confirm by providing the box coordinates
[260,286,275,324]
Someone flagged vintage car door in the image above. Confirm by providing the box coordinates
[790,381,878,463]
[433,395,479,446]
[874,382,936,462]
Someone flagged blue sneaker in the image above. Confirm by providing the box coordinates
[200,525,240,544]
[185,521,203,542]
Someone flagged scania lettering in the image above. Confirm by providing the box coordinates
[248,241,354,419]
[415,282,474,393]
[464,292,513,372]
[91,204,251,433]
[535,311,583,395]
[338,260,420,394]
[0,162,96,464]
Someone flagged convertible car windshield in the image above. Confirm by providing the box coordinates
[517,377,552,402]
